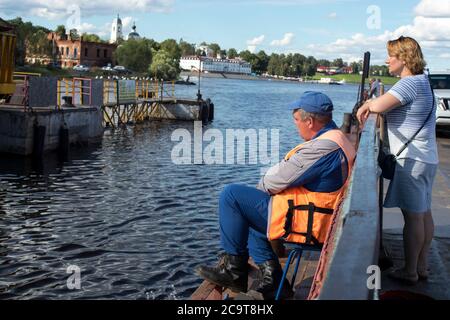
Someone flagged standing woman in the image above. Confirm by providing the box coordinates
[357,36,438,284]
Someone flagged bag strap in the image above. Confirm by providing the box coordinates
[394,77,435,158]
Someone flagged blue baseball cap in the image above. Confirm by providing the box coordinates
[288,91,334,114]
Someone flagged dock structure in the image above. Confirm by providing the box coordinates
[0,74,214,156]
[191,114,449,300]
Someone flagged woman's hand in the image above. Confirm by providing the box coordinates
[356,101,371,126]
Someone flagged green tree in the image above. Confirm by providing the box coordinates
[350,61,360,74]
[332,58,344,68]
[256,50,269,73]
[208,43,221,57]
[114,39,153,72]
[55,25,67,38]
[149,50,180,80]
[7,17,50,66]
[82,33,104,43]
[238,50,253,63]
[160,39,181,60]
[27,29,52,57]
[69,29,80,40]
[303,56,318,76]
[317,59,331,67]
[267,53,281,75]
[179,40,195,56]
[227,48,238,59]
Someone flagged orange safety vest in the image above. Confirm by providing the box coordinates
[267,129,356,245]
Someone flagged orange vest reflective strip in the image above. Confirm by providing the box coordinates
[267,129,356,244]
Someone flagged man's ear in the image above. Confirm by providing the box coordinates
[307,117,315,129]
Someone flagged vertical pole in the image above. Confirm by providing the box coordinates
[72,78,75,105]
[197,56,202,101]
[378,83,385,238]
[57,80,61,109]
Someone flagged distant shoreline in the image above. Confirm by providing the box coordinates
[180,71,398,85]
[180,71,268,82]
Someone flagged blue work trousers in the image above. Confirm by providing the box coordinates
[219,184,278,264]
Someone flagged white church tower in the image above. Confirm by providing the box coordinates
[110,14,123,44]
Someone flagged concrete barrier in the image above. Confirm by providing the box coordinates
[0,106,103,156]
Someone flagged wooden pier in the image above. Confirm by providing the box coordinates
[0,75,214,155]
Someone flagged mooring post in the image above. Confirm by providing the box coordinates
[32,122,46,160]
[58,121,69,161]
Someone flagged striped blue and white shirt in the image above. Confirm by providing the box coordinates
[386,73,438,164]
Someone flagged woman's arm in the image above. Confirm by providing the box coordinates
[356,93,402,124]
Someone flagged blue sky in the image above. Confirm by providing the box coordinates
[1,0,450,69]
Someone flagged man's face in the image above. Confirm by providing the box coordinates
[293,110,313,141]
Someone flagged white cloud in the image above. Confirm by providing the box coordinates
[0,0,174,20]
[328,12,337,19]
[414,0,450,18]
[246,35,265,53]
[305,0,450,69]
[247,35,265,45]
[270,32,294,46]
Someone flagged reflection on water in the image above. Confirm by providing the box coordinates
[0,78,360,299]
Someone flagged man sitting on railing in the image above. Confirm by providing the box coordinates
[195,91,356,299]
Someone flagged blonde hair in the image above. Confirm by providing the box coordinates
[387,36,426,75]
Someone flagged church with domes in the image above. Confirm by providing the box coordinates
[127,22,141,40]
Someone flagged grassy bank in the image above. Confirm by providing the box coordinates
[312,73,399,85]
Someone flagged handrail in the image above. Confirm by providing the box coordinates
[57,77,92,107]
[13,72,42,78]
[311,114,380,300]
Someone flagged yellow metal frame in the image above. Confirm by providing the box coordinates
[0,32,17,96]
[13,72,42,78]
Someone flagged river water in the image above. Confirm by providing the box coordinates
[0,77,362,299]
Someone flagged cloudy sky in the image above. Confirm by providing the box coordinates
[1,0,449,70]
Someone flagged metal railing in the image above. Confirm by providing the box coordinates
[134,79,177,101]
[57,77,92,108]
[103,79,118,105]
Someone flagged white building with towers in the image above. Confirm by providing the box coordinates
[110,14,123,44]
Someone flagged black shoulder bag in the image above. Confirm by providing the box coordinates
[378,82,435,180]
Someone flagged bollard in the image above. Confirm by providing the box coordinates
[32,124,46,160]
[340,113,352,133]
[206,98,214,122]
[208,102,214,122]
[58,124,69,161]
[200,101,209,124]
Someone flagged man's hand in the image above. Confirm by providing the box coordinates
[356,101,371,127]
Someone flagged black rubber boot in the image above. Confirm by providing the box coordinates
[253,260,293,300]
[195,253,249,293]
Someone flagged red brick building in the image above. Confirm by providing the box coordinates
[26,32,117,69]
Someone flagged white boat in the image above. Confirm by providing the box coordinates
[318,77,341,85]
